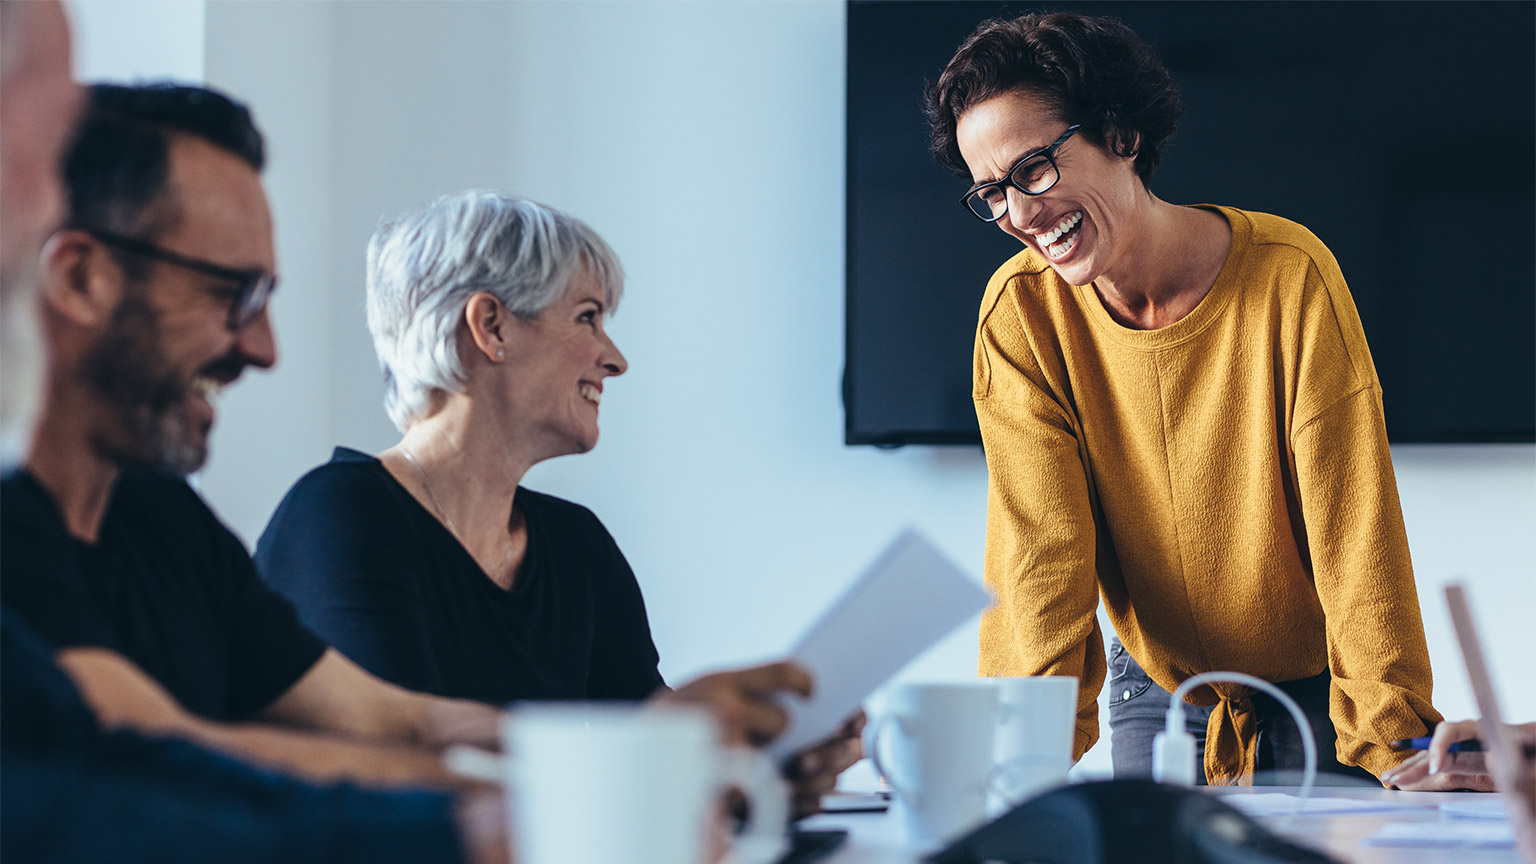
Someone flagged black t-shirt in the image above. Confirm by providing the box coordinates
[254,447,665,705]
[0,468,327,721]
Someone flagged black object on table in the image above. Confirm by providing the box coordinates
[778,828,849,864]
[926,780,1340,864]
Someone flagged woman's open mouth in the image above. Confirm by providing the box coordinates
[1039,210,1083,261]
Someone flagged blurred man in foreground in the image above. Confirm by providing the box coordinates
[1,0,79,453]
[0,3,507,861]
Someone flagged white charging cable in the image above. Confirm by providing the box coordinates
[1151,671,1316,829]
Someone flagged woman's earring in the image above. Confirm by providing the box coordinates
[496,349,505,360]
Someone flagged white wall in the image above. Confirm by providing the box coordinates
[325,0,521,452]
[198,0,338,543]
[70,0,203,83]
[1393,446,1536,727]
[70,1,1536,780]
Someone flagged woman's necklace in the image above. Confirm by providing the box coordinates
[399,445,518,583]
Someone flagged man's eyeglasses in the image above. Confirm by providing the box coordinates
[86,229,278,331]
[960,124,1082,223]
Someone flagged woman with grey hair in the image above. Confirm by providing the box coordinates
[255,190,861,815]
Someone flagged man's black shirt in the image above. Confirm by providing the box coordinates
[0,468,326,720]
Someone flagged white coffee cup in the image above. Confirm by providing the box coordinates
[987,675,1078,815]
[870,681,1000,846]
[446,703,787,864]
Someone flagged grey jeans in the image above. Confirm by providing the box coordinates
[1105,638,1378,785]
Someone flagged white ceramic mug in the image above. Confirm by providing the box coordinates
[987,675,1079,815]
[870,681,1000,846]
[446,703,787,864]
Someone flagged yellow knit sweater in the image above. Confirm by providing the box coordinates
[974,205,1441,784]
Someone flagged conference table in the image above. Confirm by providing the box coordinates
[803,786,1524,863]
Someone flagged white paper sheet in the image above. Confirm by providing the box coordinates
[766,528,993,761]
[1440,800,1512,821]
[1219,793,1433,817]
[1362,821,1514,848]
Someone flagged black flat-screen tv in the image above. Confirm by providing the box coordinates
[845,0,1536,446]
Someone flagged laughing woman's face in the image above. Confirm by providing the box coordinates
[956,89,1144,288]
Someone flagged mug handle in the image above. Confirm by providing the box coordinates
[717,747,789,864]
[868,714,917,806]
[987,753,1070,805]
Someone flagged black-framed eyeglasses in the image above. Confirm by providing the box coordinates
[85,229,278,331]
[960,124,1082,223]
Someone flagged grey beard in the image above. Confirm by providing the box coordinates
[150,400,209,475]
[82,293,210,476]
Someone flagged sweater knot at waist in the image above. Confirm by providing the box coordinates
[1202,685,1260,785]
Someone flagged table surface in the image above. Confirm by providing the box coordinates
[804,785,1523,864]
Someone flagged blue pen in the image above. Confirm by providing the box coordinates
[1392,736,1536,757]
[1391,736,1482,752]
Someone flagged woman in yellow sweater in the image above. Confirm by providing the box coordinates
[924,11,1446,786]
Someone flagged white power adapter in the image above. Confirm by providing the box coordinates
[1152,726,1199,786]
[1146,670,1319,828]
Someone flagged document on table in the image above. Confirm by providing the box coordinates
[1219,793,1434,817]
[1440,800,1511,820]
[767,528,993,761]
[1363,821,1514,849]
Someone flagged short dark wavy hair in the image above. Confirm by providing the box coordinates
[925,11,1182,187]
[64,82,265,244]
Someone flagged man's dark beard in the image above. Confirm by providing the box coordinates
[81,293,209,475]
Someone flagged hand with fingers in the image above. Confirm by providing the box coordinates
[783,710,867,819]
[1382,718,1536,792]
[657,660,812,747]
[655,662,866,818]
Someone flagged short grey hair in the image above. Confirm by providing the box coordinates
[365,190,624,431]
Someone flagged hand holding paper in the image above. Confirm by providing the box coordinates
[767,528,994,762]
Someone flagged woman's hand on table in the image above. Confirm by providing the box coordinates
[1382,718,1536,791]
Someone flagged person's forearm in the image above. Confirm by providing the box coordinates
[56,647,489,791]
[1296,389,1441,778]
[411,695,503,751]
[193,720,487,791]
[975,393,1107,760]
[257,650,501,752]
